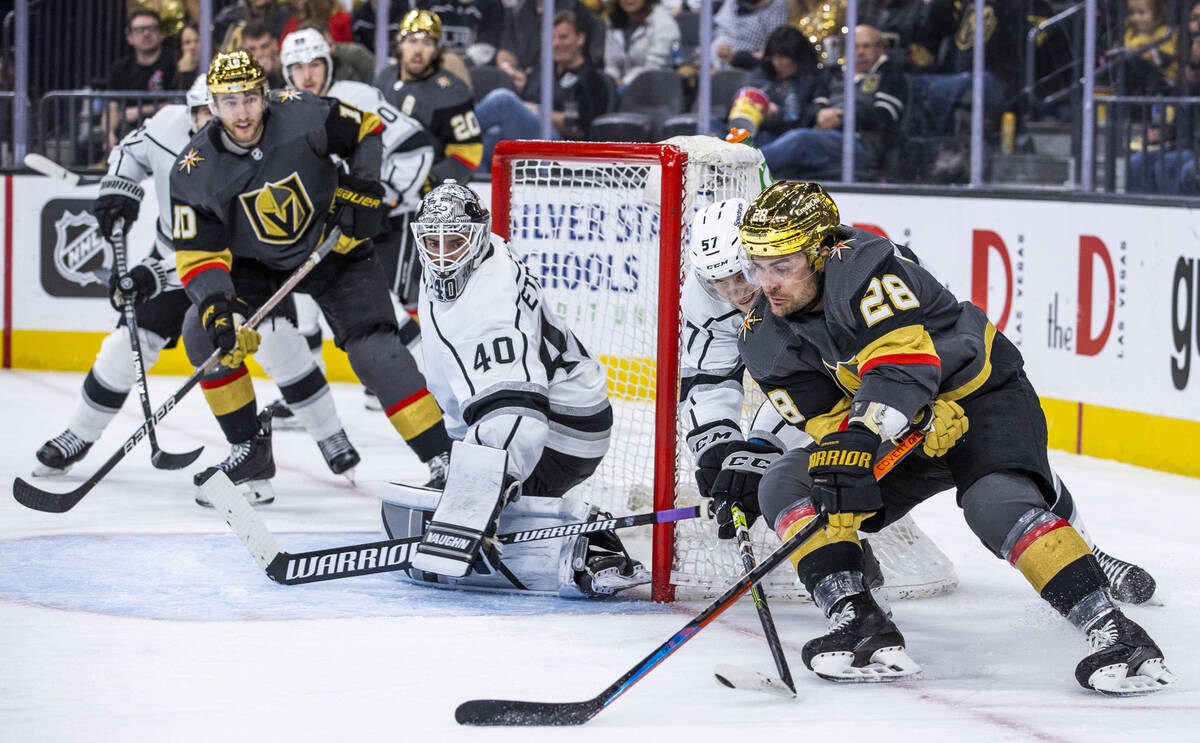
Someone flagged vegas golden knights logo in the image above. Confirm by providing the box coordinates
[238,173,314,244]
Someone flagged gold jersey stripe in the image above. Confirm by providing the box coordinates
[199,367,255,416]
[943,322,997,402]
[445,142,483,169]
[387,390,444,440]
[177,248,233,284]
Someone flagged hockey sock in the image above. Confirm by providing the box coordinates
[200,366,259,444]
[1002,507,1109,617]
[385,387,451,461]
[67,369,129,442]
[1048,474,1097,549]
[775,502,866,614]
[278,367,342,441]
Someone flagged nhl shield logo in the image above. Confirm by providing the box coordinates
[239,172,314,244]
[53,210,111,287]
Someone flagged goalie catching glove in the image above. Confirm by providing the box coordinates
[199,292,261,368]
[328,173,385,253]
[808,425,882,535]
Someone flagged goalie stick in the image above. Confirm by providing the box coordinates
[109,220,204,470]
[11,228,344,513]
[199,471,703,585]
[711,503,795,698]
[23,153,102,185]
[454,430,925,726]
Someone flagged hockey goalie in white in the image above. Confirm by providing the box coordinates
[379,181,652,598]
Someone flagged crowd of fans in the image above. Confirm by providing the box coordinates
[18,0,1200,190]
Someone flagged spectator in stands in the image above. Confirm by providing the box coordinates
[175,21,201,89]
[216,0,294,51]
[281,0,354,44]
[105,9,178,149]
[419,0,507,67]
[351,1,409,51]
[127,0,195,39]
[242,22,287,89]
[478,11,611,170]
[1108,0,1178,95]
[713,0,788,70]
[497,0,606,91]
[858,0,936,71]
[296,19,377,84]
[755,24,905,178]
[604,0,681,87]
[729,26,826,139]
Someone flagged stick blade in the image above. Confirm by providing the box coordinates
[455,699,600,726]
[12,476,87,513]
[713,664,796,698]
[150,445,204,470]
[201,472,284,571]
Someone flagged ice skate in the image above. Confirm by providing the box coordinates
[1077,610,1175,695]
[263,398,303,431]
[33,429,94,477]
[571,518,651,597]
[424,451,450,489]
[1093,547,1158,605]
[317,429,360,482]
[193,411,275,507]
[802,591,921,682]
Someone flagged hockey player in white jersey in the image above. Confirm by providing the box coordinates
[32,76,362,483]
[379,181,652,598]
[684,198,1158,606]
[279,28,430,411]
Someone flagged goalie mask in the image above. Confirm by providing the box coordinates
[411,181,491,302]
[688,199,759,312]
[280,28,333,95]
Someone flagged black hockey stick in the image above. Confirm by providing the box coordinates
[12,228,344,513]
[110,220,204,470]
[23,153,102,185]
[711,504,796,698]
[199,471,702,584]
[455,430,925,726]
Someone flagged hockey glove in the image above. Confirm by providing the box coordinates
[329,173,386,253]
[199,292,261,368]
[686,419,745,498]
[93,175,144,240]
[912,399,969,457]
[708,439,782,539]
[808,426,882,536]
[108,257,170,310]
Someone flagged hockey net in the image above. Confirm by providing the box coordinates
[490,138,956,602]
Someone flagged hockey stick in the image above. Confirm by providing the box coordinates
[110,220,204,470]
[711,503,795,698]
[199,470,702,584]
[23,153,102,185]
[455,429,925,726]
[12,228,344,513]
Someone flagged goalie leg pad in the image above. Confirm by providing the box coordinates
[381,482,599,596]
[410,441,509,578]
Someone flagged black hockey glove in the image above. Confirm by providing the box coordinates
[686,419,744,498]
[93,175,144,240]
[199,292,261,368]
[329,173,386,246]
[708,439,782,539]
[108,257,170,310]
[808,425,883,523]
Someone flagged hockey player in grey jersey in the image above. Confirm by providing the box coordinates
[31,76,360,482]
[734,181,1172,693]
[379,181,651,598]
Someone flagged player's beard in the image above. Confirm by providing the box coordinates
[223,117,265,149]
[765,277,819,316]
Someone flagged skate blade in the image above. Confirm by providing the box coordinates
[810,646,922,683]
[1089,658,1176,696]
[713,664,796,698]
[338,467,357,486]
[195,479,274,508]
[31,463,71,478]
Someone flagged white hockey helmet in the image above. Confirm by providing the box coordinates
[185,75,208,110]
[280,28,333,94]
[411,180,492,302]
[688,198,749,282]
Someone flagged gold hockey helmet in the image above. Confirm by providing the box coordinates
[399,9,442,43]
[739,181,840,271]
[206,50,268,95]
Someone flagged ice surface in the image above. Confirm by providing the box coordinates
[2,370,1196,742]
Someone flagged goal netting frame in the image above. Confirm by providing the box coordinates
[490,138,957,603]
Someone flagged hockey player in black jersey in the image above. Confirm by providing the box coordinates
[170,51,453,506]
[732,181,1174,694]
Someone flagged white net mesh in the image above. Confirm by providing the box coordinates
[496,138,957,602]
